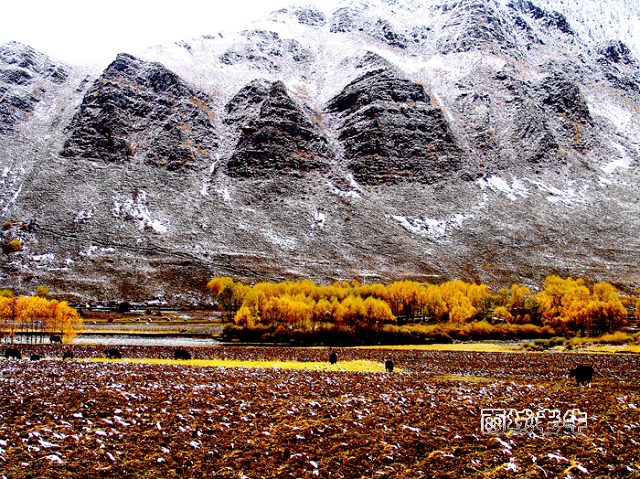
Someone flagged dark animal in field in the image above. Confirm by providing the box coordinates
[62,351,74,360]
[30,354,41,361]
[174,349,191,360]
[569,365,594,386]
[4,348,21,359]
[329,351,337,364]
[49,335,62,343]
[105,348,122,359]
[385,359,394,372]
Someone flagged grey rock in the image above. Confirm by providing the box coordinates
[226,81,332,178]
[0,41,67,133]
[509,0,573,36]
[273,7,326,26]
[596,40,640,94]
[330,7,360,33]
[61,53,217,171]
[437,0,520,56]
[220,30,311,69]
[327,69,464,184]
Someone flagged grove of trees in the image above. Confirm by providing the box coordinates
[0,290,82,344]
[208,275,635,339]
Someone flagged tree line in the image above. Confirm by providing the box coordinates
[208,275,637,337]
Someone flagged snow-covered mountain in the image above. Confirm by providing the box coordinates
[1,0,639,303]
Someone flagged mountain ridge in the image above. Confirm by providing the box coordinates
[0,0,639,304]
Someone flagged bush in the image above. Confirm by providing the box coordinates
[595,331,633,344]
[522,341,544,352]
[3,239,23,253]
[531,336,566,349]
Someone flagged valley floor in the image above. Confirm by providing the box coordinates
[1,346,638,478]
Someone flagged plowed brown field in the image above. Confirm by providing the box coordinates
[1,346,638,478]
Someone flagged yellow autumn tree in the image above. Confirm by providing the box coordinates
[492,306,513,322]
[508,284,532,311]
[335,295,368,329]
[424,284,447,321]
[0,295,17,341]
[207,276,235,301]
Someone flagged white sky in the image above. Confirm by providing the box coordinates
[1,0,342,66]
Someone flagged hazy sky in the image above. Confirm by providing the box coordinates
[1,0,341,66]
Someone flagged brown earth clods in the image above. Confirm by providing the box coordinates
[1,346,639,478]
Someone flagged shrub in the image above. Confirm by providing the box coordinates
[595,331,633,344]
[3,239,23,253]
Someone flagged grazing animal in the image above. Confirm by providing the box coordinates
[49,335,62,344]
[30,354,41,361]
[385,359,394,372]
[174,349,191,360]
[569,365,593,386]
[105,348,122,359]
[329,351,337,365]
[62,351,74,360]
[4,348,21,360]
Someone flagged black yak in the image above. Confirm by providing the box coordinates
[4,348,21,359]
[174,349,191,360]
[30,354,41,361]
[62,351,74,360]
[569,365,594,386]
[385,359,394,372]
[329,351,337,365]
[49,335,62,344]
[105,348,122,359]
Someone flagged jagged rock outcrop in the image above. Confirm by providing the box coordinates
[437,0,520,56]
[226,80,333,177]
[508,0,573,36]
[596,40,640,94]
[0,41,67,133]
[540,72,590,123]
[221,30,310,69]
[330,7,360,33]
[272,6,326,26]
[61,53,217,170]
[327,69,464,184]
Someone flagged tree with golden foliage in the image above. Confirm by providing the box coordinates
[215,275,632,339]
[535,276,627,334]
[492,306,513,322]
[0,295,82,343]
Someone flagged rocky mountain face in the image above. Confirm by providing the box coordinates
[0,42,67,134]
[61,53,218,171]
[1,0,639,304]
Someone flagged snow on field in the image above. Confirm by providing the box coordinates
[72,335,222,347]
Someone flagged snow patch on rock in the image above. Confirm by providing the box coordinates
[601,141,633,175]
[390,213,469,240]
[112,191,168,234]
[523,179,589,205]
[263,229,297,250]
[477,174,529,201]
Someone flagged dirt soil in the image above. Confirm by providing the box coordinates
[1,346,639,478]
